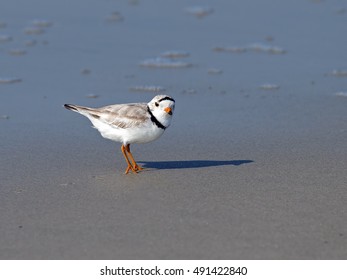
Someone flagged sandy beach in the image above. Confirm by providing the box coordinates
[1,0,347,259]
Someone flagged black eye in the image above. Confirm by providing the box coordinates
[155,102,159,107]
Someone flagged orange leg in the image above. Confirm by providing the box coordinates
[121,144,138,174]
[125,144,144,172]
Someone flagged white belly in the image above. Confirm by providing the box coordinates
[94,120,165,145]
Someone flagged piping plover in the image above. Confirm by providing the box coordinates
[64,95,175,174]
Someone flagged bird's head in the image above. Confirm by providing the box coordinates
[148,95,175,128]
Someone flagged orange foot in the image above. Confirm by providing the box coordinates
[125,144,145,173]
[121,144,145,174]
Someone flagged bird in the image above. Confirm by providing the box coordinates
[64,95,175,174]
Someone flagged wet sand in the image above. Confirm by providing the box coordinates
[1,0,347,259]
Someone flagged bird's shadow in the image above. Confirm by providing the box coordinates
[139,160,254,170]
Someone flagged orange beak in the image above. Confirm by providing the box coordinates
[164,107,172,115]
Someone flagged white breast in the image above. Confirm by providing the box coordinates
[92,118,165,145]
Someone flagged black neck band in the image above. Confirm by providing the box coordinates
[147,106,166,130]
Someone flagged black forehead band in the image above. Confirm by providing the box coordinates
[158,96,175,103]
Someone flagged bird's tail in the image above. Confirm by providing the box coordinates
[64,104,93,115]
[64,104,98,120]
[64,104,80,112]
